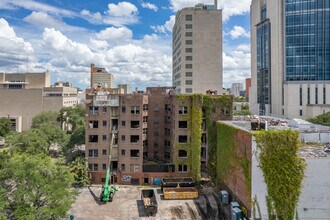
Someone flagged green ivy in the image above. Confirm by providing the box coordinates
[174,94,233,182]
[216,122,239,181]
[241,146,251,197]
[254,130,306,220]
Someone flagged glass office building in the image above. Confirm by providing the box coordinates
[285,0,330,81]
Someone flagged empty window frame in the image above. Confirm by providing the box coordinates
[179,121,188,128]
[178,135,188,143]
[89,135,98,143]
[131,121,140,129]
[130,150,140,157]
[178,150,188,158]
[88,121,98,129]
[130,135,140,143]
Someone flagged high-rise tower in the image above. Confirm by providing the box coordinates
[172,3,223,94]
[250,0,330,119]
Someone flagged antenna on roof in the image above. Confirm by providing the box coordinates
[214,0,218,8]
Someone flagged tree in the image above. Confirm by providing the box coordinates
[7,130,49,155]
[0,154,75,219]
[31,111,59,129]
[35,124,69,150]
[307,112,330,126]
[70,157,90,187]
[0,118,12,138]
[57,105,85,133]
[63,126,85,161]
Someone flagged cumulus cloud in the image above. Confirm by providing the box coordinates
[103,1,139,26]
[169,0,250,21]
[141,2,158,11]
[96,27,133,41]
[90,38,109,50]
[0,18,35,69]
[229,26,250,39]
[151,15,175,33]
[223,50,251,87]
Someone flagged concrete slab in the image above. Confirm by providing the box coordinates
[69,185,201,220]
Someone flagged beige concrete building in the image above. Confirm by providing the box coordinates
[250,0,330,119]
[172,2,222,94]
[0,72,78,131]
[90,64,114,88]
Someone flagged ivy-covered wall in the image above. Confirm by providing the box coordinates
[174,94,233,181]
[254,130,306,220]
[216,121,252,211]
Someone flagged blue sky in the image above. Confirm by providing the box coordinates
[0,0,251,90]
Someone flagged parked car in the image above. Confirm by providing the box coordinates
[324,145,330,152]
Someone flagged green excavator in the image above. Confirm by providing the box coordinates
[100,130,117,203]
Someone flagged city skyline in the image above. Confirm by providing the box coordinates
[0,0,251,90]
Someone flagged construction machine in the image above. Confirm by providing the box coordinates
[100,130,117,202]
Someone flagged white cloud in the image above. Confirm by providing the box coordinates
[0,0,75,17]
[151,15,175,33]
[96,27,133,41]
[80,10,102,24]
[141,2,158,11]
[42,28,102,66]
[169,0,250,21]
[237,44,250,52]
[23,11,82,32]
[223,50,251,87]
[143,34,158,42]
[229,26,250,39]
[103,1,139,26]
[0,18,35,69]
[90,38,109,50]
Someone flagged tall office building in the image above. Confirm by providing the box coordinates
[90,64,114,88]
[250,0,330,119]
[172,2,223,94]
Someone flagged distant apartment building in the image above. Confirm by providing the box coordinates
[90,64,114,88]
[172,2,223,94]
[85,86,233,185]
[117,84,131,94]
[230,83,244,97]
[250,0,330,119]
[0,72,78,131]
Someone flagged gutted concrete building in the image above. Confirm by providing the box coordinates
[85,86,233,185]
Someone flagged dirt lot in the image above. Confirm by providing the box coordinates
[69,185,202,220]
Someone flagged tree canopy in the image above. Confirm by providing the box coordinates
[0,154,75,219]
[0,118,12,138]
[31,111,59,129]
[57,105,85,133]
[307,111,330,126]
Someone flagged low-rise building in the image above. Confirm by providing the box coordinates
[0,72,78,131]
